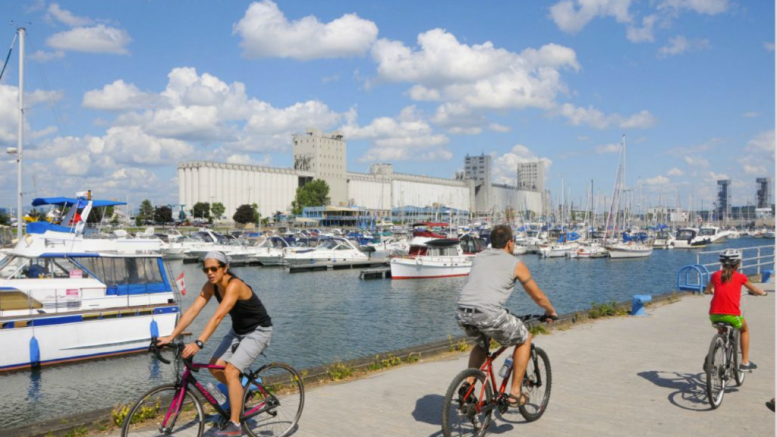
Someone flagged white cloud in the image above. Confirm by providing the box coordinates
[658,36,709,58]
[708,171,728,180]
[764,42,775,52]
[746,130,775,158]
[595,143,620,154]
[0,85,62,147]
[47,24,132,55]
[488,123,511,133]
[233,0,378,60]
[343,106,451,162]
[407,85,441,101]
[667,167,684,176]
[556,104,656,129]
[576,135,591,141]
[684,155,710,167]
[95,126,194,166]
[645,175,670,186]
[46,3,94,27]
[225,154,272,166]
[657,0,729,15]
[56,153,90,176]
[372,30,579,111]
[549,0,633,34]
[83,80,157,111]
[28,50,65,63]
[742,111,761,118]
[626,14,657,43]
[742,163,766,175]
[492,145,552,185]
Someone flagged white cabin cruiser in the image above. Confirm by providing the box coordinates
[0,195,179,371]
[674,228,710,249]
[390,238,472,279]
[653,230,676,249]
[283,237,368,267]
[249,236,295,266]
[698,225,729,244]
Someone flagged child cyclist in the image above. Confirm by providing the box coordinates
[704,249,766,370]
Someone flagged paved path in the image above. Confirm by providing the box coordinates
[110,284,775,437]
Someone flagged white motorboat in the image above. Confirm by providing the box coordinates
[365,236,410,258]
[653,230,676,249]
[283,237,368,267]
[539,242,577,258]
[0,194,179,372]
[249,236,295,266]
[698,225,728,244]
[390,238,472,279]
[674,228,710,249]
[567,242,609,258]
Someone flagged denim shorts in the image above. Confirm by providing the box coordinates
[456,308,529,346]
[211,326,272,373]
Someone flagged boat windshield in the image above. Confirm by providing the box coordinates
[657,231,671,239]
[677,230,695,240]
[699,228,716,236]
[315,239,339,250]
[428,246,460,256]
[2,256,93,280]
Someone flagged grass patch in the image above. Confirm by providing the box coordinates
[448,335,469,352]
[405,352,420,363]
[588,301,628,319]
[528,324,549,336]
[326,361,354,381]
[64,425,89,437]
[366,354,403,371]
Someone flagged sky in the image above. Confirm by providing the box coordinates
[0,0,774,213]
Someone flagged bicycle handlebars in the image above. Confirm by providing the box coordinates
[149,337,198,372]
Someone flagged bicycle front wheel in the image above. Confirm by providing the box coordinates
[519,346,552,422]
[706,335,726,409]
[441,368,493,437]
[121,384,204,437]
[242,362,305,437]
[733,330,746,387]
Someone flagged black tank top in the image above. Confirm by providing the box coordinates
[214,276,272,335]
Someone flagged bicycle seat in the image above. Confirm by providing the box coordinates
[713,322,735,329]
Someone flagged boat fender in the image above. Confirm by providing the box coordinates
[29,336,40,367]
[150,320,159,338]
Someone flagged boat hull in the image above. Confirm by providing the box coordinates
[0,307,178,371]
[390,257,472,279]
[606,246,654,258]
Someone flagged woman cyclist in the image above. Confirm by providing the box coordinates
[158,251,273,437]
[704,249,766,371]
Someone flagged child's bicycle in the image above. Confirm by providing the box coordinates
[441,314,556,437]
[120,338,304,437]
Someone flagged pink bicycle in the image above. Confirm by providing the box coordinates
[120,338,304,437]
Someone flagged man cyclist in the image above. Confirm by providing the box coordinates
[704,249,766,371]
[158,251,273,436]
[456,224,557,406]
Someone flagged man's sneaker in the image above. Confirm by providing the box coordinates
[740,361,758,371]
[215,421,242,436]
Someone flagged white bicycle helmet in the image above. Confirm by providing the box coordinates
[719,249,742,266]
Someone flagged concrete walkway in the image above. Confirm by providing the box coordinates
[109,284,775,437]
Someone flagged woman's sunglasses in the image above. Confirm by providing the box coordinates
[202,266,222,273]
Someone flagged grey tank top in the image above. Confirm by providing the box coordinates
[457,248,519,314]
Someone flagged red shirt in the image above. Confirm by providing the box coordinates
[709,270,749,316]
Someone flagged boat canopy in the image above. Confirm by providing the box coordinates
[426,238,460,247]
[31,197,126,208]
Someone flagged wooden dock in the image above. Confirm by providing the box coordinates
[287,259,389,273]
[359,267,392,280]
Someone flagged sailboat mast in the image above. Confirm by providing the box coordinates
[16,27,25,238]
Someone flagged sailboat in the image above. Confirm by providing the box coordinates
[604,136,654,259]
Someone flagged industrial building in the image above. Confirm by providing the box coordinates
[716,179,731,221]
[756,177,772,209]
[178,129,544,220]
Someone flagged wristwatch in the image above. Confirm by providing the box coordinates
[194,340,204,349]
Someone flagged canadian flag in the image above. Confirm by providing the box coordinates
[176,272,187,296]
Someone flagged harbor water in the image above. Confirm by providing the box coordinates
[0,238,771,430]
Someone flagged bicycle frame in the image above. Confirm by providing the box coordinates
[160,362,276,432]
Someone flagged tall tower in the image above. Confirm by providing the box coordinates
[756,177,772,208]
[716,179,731,220]
[292,129,347,206]
[464,153,492,213]
[517,161,545,192]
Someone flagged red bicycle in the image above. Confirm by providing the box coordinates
[120,338,304,437]
[441,314,555,437]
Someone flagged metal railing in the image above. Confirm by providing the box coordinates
[696,245,775,276]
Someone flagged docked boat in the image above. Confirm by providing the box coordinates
[606,232,653,258]
[698,225,728,244]
[674,228,710,249]
[568,242,609,259]
[653,230,676,249]
[390,238,472,279]
[282,237,368,267]
[0,195,179,372]
[249,236,295,266]
[539,231,580,258]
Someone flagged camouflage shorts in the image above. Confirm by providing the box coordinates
[456,308,529,347]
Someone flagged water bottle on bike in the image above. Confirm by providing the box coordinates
[498,358,513,378]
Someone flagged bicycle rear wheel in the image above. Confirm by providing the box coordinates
[441,368,493,437]
[732,330,746,387]
[242,362,305,437]
[705,335,726,409]
[121,384,204,437]
[519,346,552,422]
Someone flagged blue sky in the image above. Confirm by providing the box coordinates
[0,0,773,212]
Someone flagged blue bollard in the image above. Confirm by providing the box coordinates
[762,270,774,283]
[632,295,652,316]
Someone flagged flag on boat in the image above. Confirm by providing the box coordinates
[176,272,186,295]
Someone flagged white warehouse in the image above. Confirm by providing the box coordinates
[178,129,544,219]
